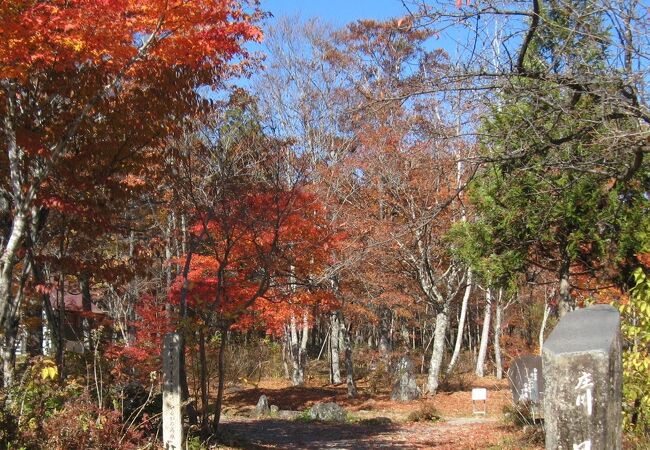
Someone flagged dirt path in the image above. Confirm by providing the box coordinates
[219,416,521,449]
[216,378,542,449]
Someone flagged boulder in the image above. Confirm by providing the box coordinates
[253,394,270,416]
[309,402,347,422]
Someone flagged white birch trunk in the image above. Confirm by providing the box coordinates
[426,308,449,395]
[475,288,492,377]
[446,268,472,375]
[289,312,308,386]
[329,312,341,384]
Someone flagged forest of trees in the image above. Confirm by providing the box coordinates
[1,0,649,448]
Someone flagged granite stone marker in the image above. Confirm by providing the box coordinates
[163,333,183,450]
[254,394,270,416]
[390,356,421,401]
[542,304,622,450]
[508,355,544,415]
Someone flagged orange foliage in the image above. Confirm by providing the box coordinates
[168,189,339,334]
[0,0,262,81]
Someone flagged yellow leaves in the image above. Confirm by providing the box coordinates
[61,37,85,52]
[619,265,650,432]
[40,361,58,380]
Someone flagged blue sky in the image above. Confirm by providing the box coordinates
[260,0,409,26]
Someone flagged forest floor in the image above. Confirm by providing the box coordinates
[214,376,545,449]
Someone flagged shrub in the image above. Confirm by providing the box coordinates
[618,265,650,440]
[6,357,80,436]
[406,403,441,422]
[42,394,146,450]
[0,405,18,449]
[367,360,391,395]
[501,402,544,446]
[502,401,540,427]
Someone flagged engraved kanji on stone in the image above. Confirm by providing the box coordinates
[575,371,594,416]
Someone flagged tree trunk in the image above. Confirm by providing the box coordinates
[32,258,59,359]
[426,306,449,395]
[212,326,228,433]
[329,312,341,384]
[378,307,391,357]
[447,268,472,375]
[539,297,551,354]
[301,312,309,375]
[558,252,573,317]
[2,318,18,388]
[281,331,290,379]
[289,313,307,385]
[79,273,92,351]
[198,327,209,435]
[177,248,198,425]
[493,288,504,380]
[475,288,492,378]
[24,298,43,357]
[342,320,357,398]
[55,275,65,379]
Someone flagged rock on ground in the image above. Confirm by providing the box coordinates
[309,402,347,422]
[254,394,270,416]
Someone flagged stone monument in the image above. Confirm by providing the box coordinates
[542,304,622,450]
[254,394,270,416]
[508,355,544,416]
[163,333,183,450]
[390,356,421,401]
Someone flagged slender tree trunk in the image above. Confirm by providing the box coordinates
[0,213,27,334]
[329,312,341,384]
[289,313,306,385]
[55,274,65,379]
[178,247,197,425]
[558,250,573,317]
[213,326,228,432]
[2,318,18,388]
[412,326,416,350]
[475,288,492,377]
[447,268,472,375]
[341,319,357,397]
[281,329,290,379]
[539,297,551,355]
[198,327,209,435]
[493,289,504,380]
[401,323,410,347]
[378,307,391,358]
[24,297,43,357]
[301,312,309,376]
[32,258,58,359]
[79,273,93,351]
[426,306,449,395]
[1,259,31,389]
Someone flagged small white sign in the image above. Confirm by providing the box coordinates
[472,388,487,401]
